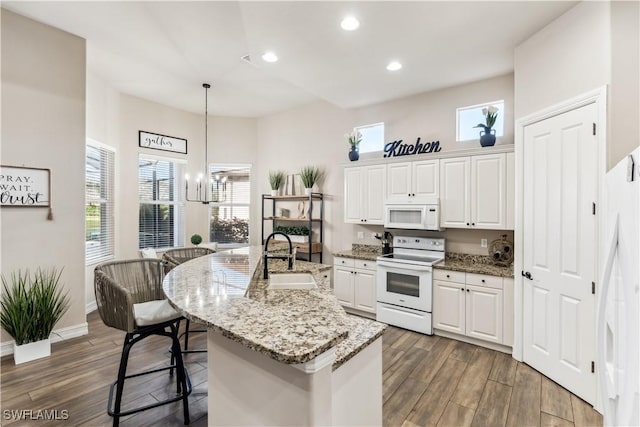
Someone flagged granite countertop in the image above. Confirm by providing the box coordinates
[163,246,386,368]
[434,253,514,278]
[334,244,382,261]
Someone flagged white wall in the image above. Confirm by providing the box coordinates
[1,10,86,341]
[254,74,515,258]
[85,74,257,309]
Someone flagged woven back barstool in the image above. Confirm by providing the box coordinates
[94,259,191,426]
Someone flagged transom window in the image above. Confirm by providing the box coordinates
[354,122,385,154]
[456,100,505,142]
[138,155,185,249]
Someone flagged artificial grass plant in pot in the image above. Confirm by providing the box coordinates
[0,268,70,364]
[299,166,321,195]
[268,170,285,196]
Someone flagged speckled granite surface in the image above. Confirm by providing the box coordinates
[434,253,514,278]
[334,244,381,261]
[163,246,386,368]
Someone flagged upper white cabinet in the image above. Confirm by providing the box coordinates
[386,160,439,202]
[440,153,513,230]
[344,165,386,224]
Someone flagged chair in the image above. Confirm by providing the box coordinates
[94,259,191,427]
[139,247,159,259]
[162,247,216,354]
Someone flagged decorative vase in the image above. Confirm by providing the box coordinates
[304,188,312,196]
[348,145,359,161]
[479,127,496,147]
[13,338,51,365]
[270,189,278,197]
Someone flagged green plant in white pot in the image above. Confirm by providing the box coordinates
[299,166,321,195]
[268,170,285,197]
[0,268,70,364]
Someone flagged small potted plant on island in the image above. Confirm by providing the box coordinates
[0,268,70,365]
[190,233,203,246]
[268,170,285,197]
[299,166,321,195]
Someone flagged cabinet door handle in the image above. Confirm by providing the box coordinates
[472,223,475,226]
[466,222,470,226]
[460,288,464,291]
[446,274,450,278]
[466,289,470,292]
[408,193,411,197]
[363,263,367,267]
[481,279,485,283]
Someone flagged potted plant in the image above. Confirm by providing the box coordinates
[345,129,362,161]
[474,105,499,147]
[299,166,321,195]
[190,233,203,246]
[274,225,310,243]
[0,268,70,364]
[268,170,285,197]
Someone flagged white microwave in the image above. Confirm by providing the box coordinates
[384,201,441,231]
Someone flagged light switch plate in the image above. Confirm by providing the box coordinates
[481,238,488,248]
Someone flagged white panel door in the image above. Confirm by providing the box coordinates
[344,167,363,223]
[471,154,506,229]
[433,280,465,334]
[440,157,470,228]
[465,285,503,344]
[364,165,386,224]
[334,267,355,308]
[523,103,597,404]
[413,160,439,199]
[386,162,412,202]
[354,269,376,313]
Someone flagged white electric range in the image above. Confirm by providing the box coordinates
[376,236,445,334]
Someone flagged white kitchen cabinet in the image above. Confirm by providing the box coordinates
[506,152,515,230]
[433,269,509,346]
[386,159,439,202]
[440,153,508,230]
[333,257,377,314]
[344,165,386,224]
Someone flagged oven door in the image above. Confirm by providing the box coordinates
[376,260,432,312]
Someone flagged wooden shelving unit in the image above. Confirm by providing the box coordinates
[261,193,324,263]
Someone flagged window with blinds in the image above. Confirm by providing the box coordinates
[86,142,115,264]
[209,164,251,246]
[138,155,185,249]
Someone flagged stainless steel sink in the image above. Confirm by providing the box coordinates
[267,273,318,290]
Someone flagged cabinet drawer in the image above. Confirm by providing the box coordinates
[334,257,355,268]
[466,273,502,289]
[354,259,376,271]
[433,269,465,283]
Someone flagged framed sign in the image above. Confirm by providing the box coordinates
[139,130,187,154]
[0,165,51,207]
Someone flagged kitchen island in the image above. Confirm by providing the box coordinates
[162,246,386,426]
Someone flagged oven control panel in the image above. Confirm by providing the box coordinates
[393,236,445,252]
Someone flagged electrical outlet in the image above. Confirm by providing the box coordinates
[481,238,488,248]
[357,231,364,239]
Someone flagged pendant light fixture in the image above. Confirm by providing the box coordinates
[185,83,226,204]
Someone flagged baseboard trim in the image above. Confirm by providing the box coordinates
[1,322,89,357]
[86,300,97,314]
[434,329,513,354]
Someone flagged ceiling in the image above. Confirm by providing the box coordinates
[3,1,577,118]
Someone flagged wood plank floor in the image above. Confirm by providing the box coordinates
[1,312,603,426]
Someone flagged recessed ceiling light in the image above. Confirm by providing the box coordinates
[341,16,360,31]
[386,61,402,71]
[262,51,278,63]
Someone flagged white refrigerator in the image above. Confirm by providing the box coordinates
[597,147,640,426]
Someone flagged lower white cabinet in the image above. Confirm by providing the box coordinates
[333,257,377,314]
[433,269,511,346]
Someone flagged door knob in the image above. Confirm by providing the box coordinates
[521,271,533,280]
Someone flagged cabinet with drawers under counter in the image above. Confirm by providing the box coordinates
[333,257,377,315]
[433,269,514,349]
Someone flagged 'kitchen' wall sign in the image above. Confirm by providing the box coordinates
[139,130,188,154]
[383,138,442,158]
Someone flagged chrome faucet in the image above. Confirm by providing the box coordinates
[263,232,294,279]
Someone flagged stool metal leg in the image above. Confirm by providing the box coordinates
[112,333,133,427]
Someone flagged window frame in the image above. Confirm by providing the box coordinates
[208,163,252,249]
[85,139,116,266]
[456,100,505,142]
[138,153,186,251]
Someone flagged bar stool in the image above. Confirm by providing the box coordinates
[94,259,191,426]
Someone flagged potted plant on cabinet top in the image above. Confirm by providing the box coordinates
[473,105,499,147]
[345,129,362,161]
[299,166,321,195]
[0,268,70,364]
[268,170,285,197]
